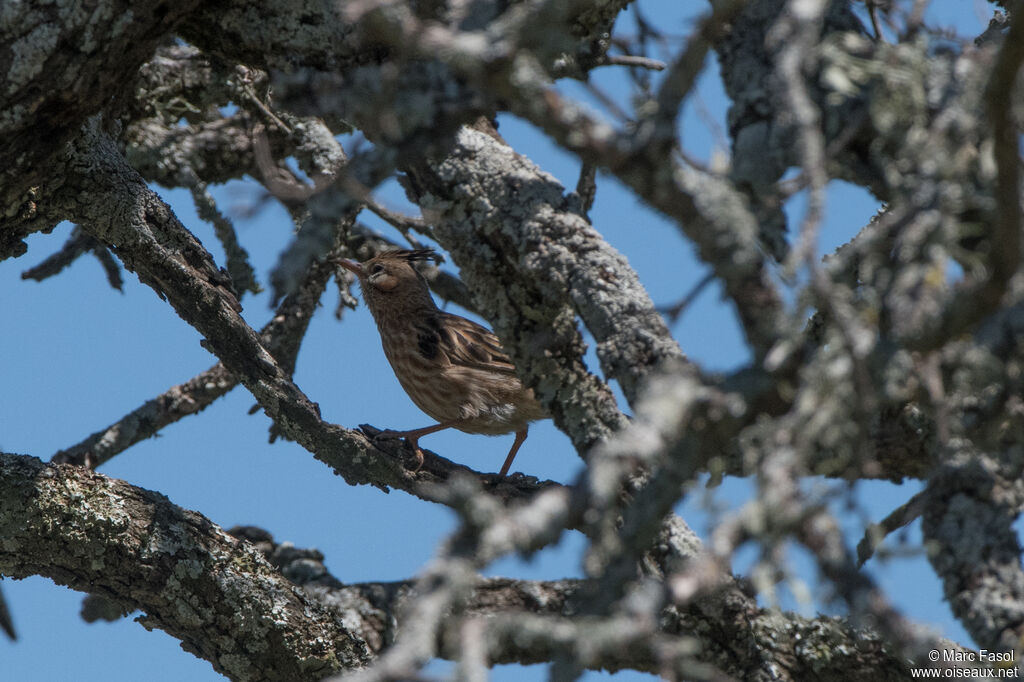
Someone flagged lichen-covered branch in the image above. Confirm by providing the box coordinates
[61,119,559,501]
[49,228,339,467]
[4,0,1024,677]
[0,452,371,681]
[0,0,206,258]
[1,452,923,681]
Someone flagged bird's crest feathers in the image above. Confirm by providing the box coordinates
[379,248,441,265]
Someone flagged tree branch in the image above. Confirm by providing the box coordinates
[49,228,338,467]
[1,451,923,681]
[0,452,371,680]
[61,118,555,502]
[20,226,123,291]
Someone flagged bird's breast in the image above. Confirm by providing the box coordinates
[375,320,542,433]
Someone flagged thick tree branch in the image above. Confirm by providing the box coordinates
[408,127,686,406]
[47,221,479,471]
[903,5,1024,351]
[328,0,785,357]
[60,118,557,501]
[49,231,337,467]
[920,288,1024,651]
[167,0,951,490]
[176,0,783,359]
[2,453,937,681]
[0,0,204,258]
[3,1,1019,677]
[922,454,1024,651]
[0,452,371,681]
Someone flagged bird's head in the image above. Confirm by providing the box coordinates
[336,249,439,314]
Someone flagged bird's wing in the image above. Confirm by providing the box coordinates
[426,312,519,375]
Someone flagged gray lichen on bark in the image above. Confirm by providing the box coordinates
[3,0,1024,679]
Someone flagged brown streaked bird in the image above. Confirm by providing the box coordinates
[337,249,546,477]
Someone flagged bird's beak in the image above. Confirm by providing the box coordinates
[335,259,364,277]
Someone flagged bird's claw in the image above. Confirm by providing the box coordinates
[359,424,409,441]
[359,424,392,440]
[359,424,424,472]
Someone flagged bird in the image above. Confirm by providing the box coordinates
[336,249,547,477]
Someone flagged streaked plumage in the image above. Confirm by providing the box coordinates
[337,249,546,477]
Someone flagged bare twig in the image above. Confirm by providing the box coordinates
[336,173,430,243]
[856,491,926,566]
[236,65,292,134]
[773,0,878,437]
[50,231,337,468]
[187,170,260,295]
[650,0,745,136]
[904,6,1024,350]
[0,586,14,641]
[601,54,667,71]
[866,1,887,43]
[572,161,598,216]
[983,5,1024,295]
[659,272,715,324]
[252,123,334,203]
[20,226,123,291]
[581,79,632,122]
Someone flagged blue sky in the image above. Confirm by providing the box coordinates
[0,1,991,679]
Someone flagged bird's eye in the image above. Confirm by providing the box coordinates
[370,263,385,275]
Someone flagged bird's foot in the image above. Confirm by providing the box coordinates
[408,445,425,472]
[376,428,414,440]
[359,425,424,472]
[358,423,386,439]
[361,424,418,441]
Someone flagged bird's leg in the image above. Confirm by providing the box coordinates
[377,421,463,471]
[498,428,529,478]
